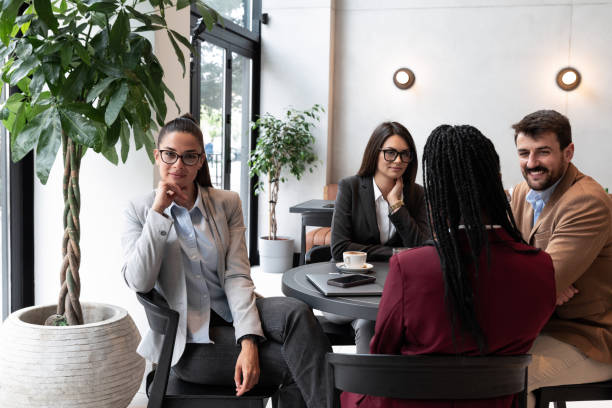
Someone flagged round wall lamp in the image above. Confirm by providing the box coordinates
[556,67,581,91]
[393,68,415,90]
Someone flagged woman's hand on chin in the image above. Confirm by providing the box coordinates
[234,338,260,396]
[388,177,404,206]
[152,181,189,214]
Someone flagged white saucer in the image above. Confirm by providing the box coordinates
[335,262,374,272]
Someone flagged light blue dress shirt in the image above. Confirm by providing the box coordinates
[169,185,233,343]
[525,177,563,226]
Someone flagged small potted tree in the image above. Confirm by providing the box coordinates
[0,0,219,406]
[249,104,323,273]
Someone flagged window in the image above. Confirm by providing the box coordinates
[1,85,8,320]
[204,0,252,30]
[191,1,261,262]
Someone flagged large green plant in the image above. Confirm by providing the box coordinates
[0,0,219,325]
[249,104,323,241]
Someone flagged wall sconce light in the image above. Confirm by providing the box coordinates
[393,68,415,90]
[556,67,581,91]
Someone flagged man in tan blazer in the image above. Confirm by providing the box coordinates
[510,110,612,407]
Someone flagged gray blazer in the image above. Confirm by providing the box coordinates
[121,187,263,366]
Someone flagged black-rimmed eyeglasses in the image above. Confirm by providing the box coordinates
[379,149,411,163]
[159,150,203,166]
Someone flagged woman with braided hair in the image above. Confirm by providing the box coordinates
[342,125,556,408]
[121,114,333,408]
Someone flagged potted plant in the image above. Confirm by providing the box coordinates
[249,104,323,273]
[0,0,219,406]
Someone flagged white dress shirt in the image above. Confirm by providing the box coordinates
[373,179,397,245]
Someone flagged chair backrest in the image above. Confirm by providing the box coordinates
[136,289,180,408]
[324,184,338,201]
[327,353,531,408]
[305,245,332,264]
[301,211,333,228]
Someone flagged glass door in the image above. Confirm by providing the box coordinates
[191,2,260,259]
[195,41,254,240]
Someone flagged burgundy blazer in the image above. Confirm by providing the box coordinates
[342,229,556,408]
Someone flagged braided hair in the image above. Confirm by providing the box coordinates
[422,125,524,354]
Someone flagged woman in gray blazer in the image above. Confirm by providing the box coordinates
[328,121,429,353]
[121,114,331,408]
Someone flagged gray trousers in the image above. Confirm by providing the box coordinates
[173,297,333,408]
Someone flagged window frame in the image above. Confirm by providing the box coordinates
[190,1,262,264]
[1,85,35,319]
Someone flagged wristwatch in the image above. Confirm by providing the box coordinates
[389,200,404,214]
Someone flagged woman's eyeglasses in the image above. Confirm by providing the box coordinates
[159,150,203,166]
[379,149,411,163]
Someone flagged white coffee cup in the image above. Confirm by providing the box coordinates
[343,251,367,268]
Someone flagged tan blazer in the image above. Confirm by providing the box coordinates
[511,163,612,364]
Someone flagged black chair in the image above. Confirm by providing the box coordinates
[305,244,332,264]
[136,289,278,408]
[535,379,612,408]
[326,353,532,408]
[300,212,333,265]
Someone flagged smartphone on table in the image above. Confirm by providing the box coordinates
[327,274,376,288]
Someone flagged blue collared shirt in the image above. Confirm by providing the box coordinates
[169,185,232,343]
[525,177,562,226]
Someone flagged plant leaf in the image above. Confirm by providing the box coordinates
[33,0,59,31]
[60,64,88,102]
[72,41,91,65]
[167,30,185,77]
[88,1,117,14]
[119,118,130,163]
[9,55,39,85]
[12,104,52,162]
[105,81,128,125]
[176,0,190,10]
[35,106,62,184]
[170,29,194,54]
[102,145,118,164]
[29,69,45,103]
[59,108,98,147]
[86,76,116,103]
[109,10,129,52]
[60,42,73,68]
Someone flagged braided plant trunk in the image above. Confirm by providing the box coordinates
[268,166,281,241]
[57,133,84,326]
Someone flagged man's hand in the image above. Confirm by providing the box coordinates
[234,338,260,396]
[556,284,579,306]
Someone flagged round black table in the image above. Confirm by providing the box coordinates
[281,262,389,321]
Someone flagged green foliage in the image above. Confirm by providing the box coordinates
[0,0,221,184]
[249,104,323,238]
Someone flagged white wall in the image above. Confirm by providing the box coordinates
[330,0,612,191]
[260,0,612,251]
[259,0,335,250]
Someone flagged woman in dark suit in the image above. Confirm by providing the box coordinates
[327,122,429,353]
[331,122,429,262]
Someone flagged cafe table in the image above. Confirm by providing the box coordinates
[281,261,389,321]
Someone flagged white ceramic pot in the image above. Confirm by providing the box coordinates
[258,236,294,273]
[0,302,145,408]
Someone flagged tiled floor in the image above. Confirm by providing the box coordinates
[127,266,610,408]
